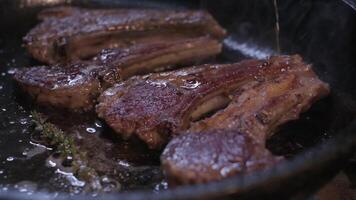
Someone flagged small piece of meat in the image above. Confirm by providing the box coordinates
[97,55,313,149]
[161,59,329,185]
[14,63,103,111]
[161,129,282,185]
[25,7,226,64]
[14,38,222,111]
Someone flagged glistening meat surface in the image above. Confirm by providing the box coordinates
[24,7,226,63]
[161,129,282,185]
[161,58,330,185]
[96,55,317,149]
[14,38,221,111]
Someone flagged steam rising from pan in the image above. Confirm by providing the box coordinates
[223,36,275,59]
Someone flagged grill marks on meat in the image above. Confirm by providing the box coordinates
[161,56,330,185]
[96,55,314,149]
[14,38,222,111]
[25,7,226,64]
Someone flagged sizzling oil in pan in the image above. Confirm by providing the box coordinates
[0,33,333,196]
[0,5,334,197]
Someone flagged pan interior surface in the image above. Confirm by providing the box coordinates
[0,0,355,199]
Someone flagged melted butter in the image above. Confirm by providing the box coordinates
[67,74,84,86]
[55,169,85,187]
[173,70,189,76]
[181,79,201,89]
[146,79,168,88]
[103,89,116,96]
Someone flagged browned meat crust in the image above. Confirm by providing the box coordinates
[13,63,103,111]
[96,55,318,149]
[14,38,222,111]
[25,7,226,64]
[160,57,330,185]
[189,61,330,142]
[161,129,282,185]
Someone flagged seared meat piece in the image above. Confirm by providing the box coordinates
[14,37,221,111]
[14,63,102,111]
[161,129,282,185]
[97,55,315,149]
[25,7,226,64]
[161,61,330,185]
[189,64,330,142]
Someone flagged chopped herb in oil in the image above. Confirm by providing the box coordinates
[30,111,117,192]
